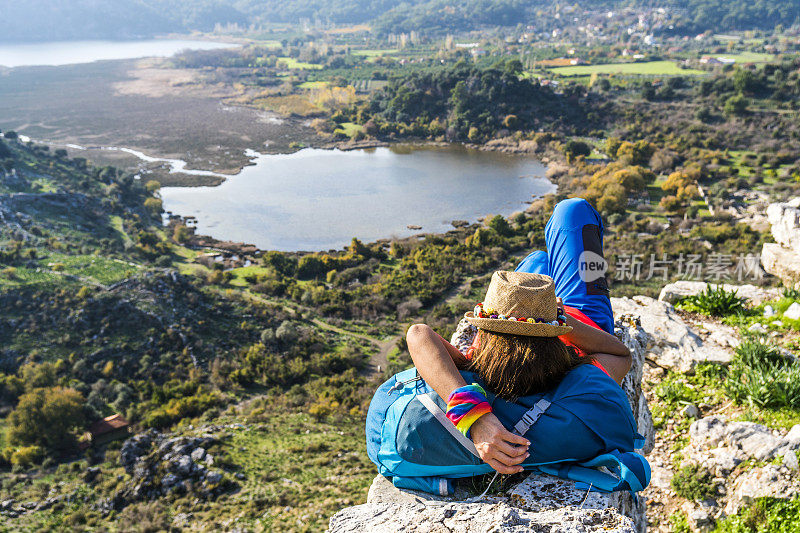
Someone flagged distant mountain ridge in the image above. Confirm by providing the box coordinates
[0,0,798,42]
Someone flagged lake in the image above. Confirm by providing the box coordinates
[159,145,554,252]
[0,39,237,68]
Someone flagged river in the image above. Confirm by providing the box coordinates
[159,145,554,252]
[0,39,237,68]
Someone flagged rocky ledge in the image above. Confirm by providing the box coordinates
[761,197,800,288]
[328,317,655,533]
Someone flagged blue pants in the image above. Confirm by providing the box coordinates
[515,198,614,334]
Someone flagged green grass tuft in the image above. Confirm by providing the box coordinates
[677,285,747,317]
[671,463,717,501]
[714,497,800,532]
[725,336,800,410]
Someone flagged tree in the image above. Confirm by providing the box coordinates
[564,139,591,162]
[173,224,191,243]
[7,387,86,452]
[20,362,57,391]
[262,251,297,277]
[297,255,326,279]
[503,59,523,76]
[0,139,12,159]
[733,68,762,95]
[143,197,163,215]
[615,141,656,166]
[595,78,611,91]
[596,183,627,215]
[487,214,512,237]
[724,95,748,117]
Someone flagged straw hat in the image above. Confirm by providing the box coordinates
[465,271,572,337]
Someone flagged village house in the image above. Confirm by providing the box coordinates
[82,414,131,448]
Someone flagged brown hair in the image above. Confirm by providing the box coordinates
[465,330,592,401]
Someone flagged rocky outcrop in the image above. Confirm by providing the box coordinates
[330,474,637,533]
[761,198,800,288]
[328,317,655,533]
[611,296,735,373]
[658,281,781,306]
[98,427,233,513]
[679,415,800,519]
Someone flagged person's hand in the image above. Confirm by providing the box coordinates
[556,296,565,315]
[470,413,530,474]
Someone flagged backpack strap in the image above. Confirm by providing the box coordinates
[513,398,551,436]
[537,450,651,495]
[417,392,480,458]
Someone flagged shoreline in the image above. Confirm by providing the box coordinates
[24,132,549,188]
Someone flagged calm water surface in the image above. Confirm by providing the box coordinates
[160,145,554,251]
[0,39,237,68]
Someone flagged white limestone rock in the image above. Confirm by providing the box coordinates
[783,450,799,471]
[658,281,780,306]
[681,501,714,533]
[690,416,729,449]
[611,296,733,373]
[725,422,793,462]
[785,424,800,446]
[767,200,800,250]
[761,199,800,288]
[725,464,800,516]
[329,474,636,533]
[688,416,800,471]
[784,302,800,321]
[761,243,800,289]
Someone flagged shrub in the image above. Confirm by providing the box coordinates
[1,267,17,280]
[668,511,692,533]
[141,390,224,428]
[724,95,749,117]
[783,286,800,300]
[676,285,746,317]
[117,501,172,533]
[725,338,800,410]
[7,387,86,451]
[9,445,44,467]
[671,463,716,501]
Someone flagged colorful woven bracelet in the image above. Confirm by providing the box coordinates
[445,383,492,439]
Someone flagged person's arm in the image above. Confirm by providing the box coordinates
[406,324,530,474]
[557,300,632,384]
[561,315,630,357]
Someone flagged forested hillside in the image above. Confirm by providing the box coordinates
[1,0,798,42]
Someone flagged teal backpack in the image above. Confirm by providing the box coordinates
[365,365,650,496]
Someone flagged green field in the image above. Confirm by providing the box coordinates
[712,52,774,63]
[334,122,365,138]
[298,80,329,89]
[549,61,706,77]
[351,49,399,58]
[277,57,324,70]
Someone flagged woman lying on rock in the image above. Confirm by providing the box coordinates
[406,198,632,475]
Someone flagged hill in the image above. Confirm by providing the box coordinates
[1,0,798,42]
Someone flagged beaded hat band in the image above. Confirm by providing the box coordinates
[464,271,573,337]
